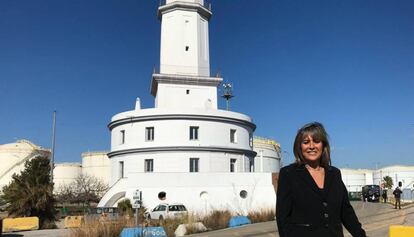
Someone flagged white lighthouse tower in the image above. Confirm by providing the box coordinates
[98,0,277,214]
[152,0,219,109]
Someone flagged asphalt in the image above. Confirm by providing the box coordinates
[3,202,414,237]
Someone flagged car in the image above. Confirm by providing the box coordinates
[361,185,380,202]
[145,203,187,220]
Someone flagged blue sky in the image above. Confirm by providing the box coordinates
[1,0,413,169]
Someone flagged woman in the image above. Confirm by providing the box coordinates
[276,122,366,237]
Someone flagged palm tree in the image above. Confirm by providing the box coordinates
[383,176,393,189]
[1,156,56,228]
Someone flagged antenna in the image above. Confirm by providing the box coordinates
[221,83,234,111]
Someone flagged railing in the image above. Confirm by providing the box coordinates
[159,0,212,11]
[152,64,222,78]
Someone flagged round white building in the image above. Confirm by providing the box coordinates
[98,0,277,214]
[0,140,51,190]
[53,163,82,192]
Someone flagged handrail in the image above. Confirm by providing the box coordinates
[153,64,221,78]
[159,0,211,11]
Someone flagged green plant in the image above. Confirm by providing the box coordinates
[1,156,56,229]
[383,176,393,189]
[117,199,133,217]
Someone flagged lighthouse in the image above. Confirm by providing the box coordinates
[152,0,220,109]
[98,0,278,215]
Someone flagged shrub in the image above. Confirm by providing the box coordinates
[201,210,232,231]
[248,209,275,223]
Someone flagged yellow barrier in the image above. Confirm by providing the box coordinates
[64,216,84,228]
[2,217,39,232]
[389,225,414,237]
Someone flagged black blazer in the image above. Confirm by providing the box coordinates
[276,164,366,237]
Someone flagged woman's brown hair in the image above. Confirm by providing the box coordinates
[293,122,331,168]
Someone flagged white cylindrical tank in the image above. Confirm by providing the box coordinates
[340,168,373,192]
[253,137,282,173]
[0,140,50,189]
[53,163,82,192]
[374,166,414,189]
[81,151,111,186]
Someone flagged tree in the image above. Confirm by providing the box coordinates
[117,199,133,217]
[55,173,108,207]
[383,176,393,189]
[1,156,56,228]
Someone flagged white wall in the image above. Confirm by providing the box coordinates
[100,172,276,215]
[160,9,209,76]
[111,116,253,153]
[53,163,82,192]
[82,152,111,185]
[110,151,251,186]
[155,83,217,109]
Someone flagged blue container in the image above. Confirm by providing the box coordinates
[228,216,251,228]
[120,227,167,237]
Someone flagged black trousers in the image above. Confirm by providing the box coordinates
[395,198,401,209]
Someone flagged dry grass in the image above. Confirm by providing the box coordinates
[69,209,275,237]
[69,217,133,237]
[248,209,275,223]
[200,210,232,231]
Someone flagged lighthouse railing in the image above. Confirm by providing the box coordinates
[159,0,211,11]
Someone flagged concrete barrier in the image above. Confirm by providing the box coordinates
[64,216,84,228]
[389,225,414,237]
[2,217,39,232]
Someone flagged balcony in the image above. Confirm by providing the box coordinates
[158,0,212,12]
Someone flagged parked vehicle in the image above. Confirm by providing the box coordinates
[145,203,187,220]
[361,185,380,202]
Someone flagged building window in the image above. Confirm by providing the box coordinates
[189,158,199,172]
[240,190,248,199]
[120,130,125,144]
[230,159,237,172]
[190,126,199,140]
[145,159,154,172]
[145,127,154,141]
[230,129,237,143]
[119,161,124,178]
[249,134,253,148]
[186,89,190,94]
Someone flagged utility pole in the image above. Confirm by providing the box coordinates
[51,110,56,181]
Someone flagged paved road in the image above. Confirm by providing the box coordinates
[3,202,414,237]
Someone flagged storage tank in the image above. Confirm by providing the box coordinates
[374,165,414,190]
[253,137,282,172]
[340,168,373,192]
[53,163,82,192]
[0,140,50,189]
[81,151,111,186]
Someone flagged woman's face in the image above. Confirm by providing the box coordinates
[301,134,323,162]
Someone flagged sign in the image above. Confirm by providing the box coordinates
[133,190,142,200]
[132,190,142,209]
[132,200,141,209]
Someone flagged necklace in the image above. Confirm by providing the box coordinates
[305,164,321,171]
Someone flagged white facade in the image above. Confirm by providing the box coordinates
[98,1,278,214]
[340,168,373,192]
[82,151,111,185]
[253,137,282,173]
[373,166,414,190]
[0,140,51,190]
[53,163,82,191]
